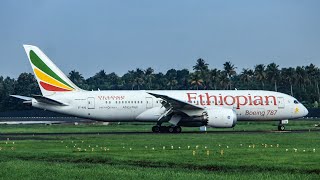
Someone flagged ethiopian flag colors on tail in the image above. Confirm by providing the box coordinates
[23,45,81,96]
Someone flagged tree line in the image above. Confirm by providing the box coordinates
[0,58,319,111]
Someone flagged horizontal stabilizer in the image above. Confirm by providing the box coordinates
[10,95,32,104]
[10,95,32,101]
[32,95,68,106]
[11,94,67,106]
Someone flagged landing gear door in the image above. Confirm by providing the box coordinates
[146,97,153,109]
[277,97,285,109]
[87,97,95,109]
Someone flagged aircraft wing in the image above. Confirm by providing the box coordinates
[147,92,204,110]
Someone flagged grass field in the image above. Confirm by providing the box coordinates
[0,120,320,179]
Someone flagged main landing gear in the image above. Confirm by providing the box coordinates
[152,125,182,133]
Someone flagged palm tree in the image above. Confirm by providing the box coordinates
[15,73,39,96]
[305,64,320,102]
[177,69,190,90]
[218,71,230,90]
[240,68,254,89]
[223,61,236,89]
[167,79,178,90]
[193,58,209,72]
[266,63,280,91]
[106,72,120,90]
[295,66,308,92]
[144,67,154,90]
[87,70,108,90]
[189,72,203,90]
[121,70,135,90]
[68,70,87,89]
[254,64,267,89]
[193,58,209,89]
[134,68,145,90]
[281,67,296,96]
[166,69,178,90]
[208,69,220,90]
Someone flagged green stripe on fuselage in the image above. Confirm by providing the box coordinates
[29,50,74,89]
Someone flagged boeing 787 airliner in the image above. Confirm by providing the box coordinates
[11,45,308,133]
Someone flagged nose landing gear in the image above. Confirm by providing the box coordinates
[278,125,285,131]
[278,120,288,131]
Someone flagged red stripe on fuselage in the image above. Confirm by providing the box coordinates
[40,81,71,91]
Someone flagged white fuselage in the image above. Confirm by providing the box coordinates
[32,90,308,123]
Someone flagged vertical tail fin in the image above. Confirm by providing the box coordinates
[23,45,82,96]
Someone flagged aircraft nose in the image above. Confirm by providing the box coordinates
[302,106,309,117]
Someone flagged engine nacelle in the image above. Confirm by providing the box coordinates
[205,108,237,128]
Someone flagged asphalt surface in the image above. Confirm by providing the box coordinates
[0,129,319,140]
[1,129,320,136]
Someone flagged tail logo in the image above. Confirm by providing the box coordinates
[29,50,74,92]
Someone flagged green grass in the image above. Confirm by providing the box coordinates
[0,120,320,179]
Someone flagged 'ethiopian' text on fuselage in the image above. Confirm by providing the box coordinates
[186,93,277,109]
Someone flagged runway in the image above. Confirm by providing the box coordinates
[1,129,319,138]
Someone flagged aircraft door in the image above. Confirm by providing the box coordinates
[146,97,153,109]
[87,97,95,109]
[277,97,285,109]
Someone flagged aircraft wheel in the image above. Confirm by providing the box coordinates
[174,126,182,133]
[278,125,285,131]
[152,126,160,133]
[168,126,174,133]
[160,126,168,133]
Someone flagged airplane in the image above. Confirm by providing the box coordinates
[11,45,309,133]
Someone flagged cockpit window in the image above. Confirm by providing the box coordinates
[294,100,299,104]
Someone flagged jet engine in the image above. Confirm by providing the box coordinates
[204,108,237,128]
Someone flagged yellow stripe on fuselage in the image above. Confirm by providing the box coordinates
[34,68,74,91]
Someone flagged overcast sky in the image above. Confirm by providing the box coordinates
[1,0,319,78]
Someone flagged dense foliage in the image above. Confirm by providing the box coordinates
[0,59,319,111]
